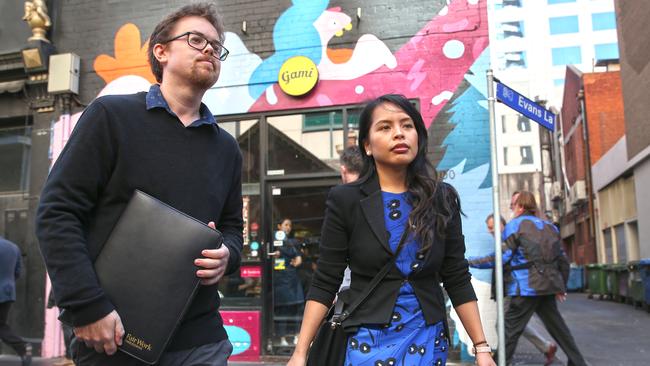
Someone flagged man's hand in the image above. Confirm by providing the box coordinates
[556,292,567,302]
[195,221,230,285]
[73,310,124,355]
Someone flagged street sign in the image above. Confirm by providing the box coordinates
[495,82,555,131]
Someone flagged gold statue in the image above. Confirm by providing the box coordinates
[23,0,52,42]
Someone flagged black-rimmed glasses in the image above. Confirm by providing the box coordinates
[164,31,229,61]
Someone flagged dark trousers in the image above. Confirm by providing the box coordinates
[505,295,587,366]
[0,301,27,356]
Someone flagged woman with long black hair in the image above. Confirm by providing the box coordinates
[288,94,494,366]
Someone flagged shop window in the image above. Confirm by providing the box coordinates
[592,12,616,31]
[594,43,619,62]
[551,46,581,66]
[549,15,579,35]
[0,120,31,193]
[548,0,575,4]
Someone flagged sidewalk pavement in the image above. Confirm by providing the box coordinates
[2,293,648,366]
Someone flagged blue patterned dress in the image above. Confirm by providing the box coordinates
[344,192,448,366]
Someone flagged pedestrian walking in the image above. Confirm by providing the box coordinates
[35,3,243,365]
[0,236,31,366]
[288,94,495,366]
[468,214,557,365]
[501,191,587,366]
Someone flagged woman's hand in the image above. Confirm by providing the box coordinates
[287,352,306,366]
[475,352,496,366]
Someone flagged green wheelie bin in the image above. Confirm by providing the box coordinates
[586,263,607,300]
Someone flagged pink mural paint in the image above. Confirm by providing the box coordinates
[249,0,488,130]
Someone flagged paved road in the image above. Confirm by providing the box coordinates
[2,293,648,365]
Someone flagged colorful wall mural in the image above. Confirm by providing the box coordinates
[46,0,497,360]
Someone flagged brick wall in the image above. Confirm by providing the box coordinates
[583,71,625,164]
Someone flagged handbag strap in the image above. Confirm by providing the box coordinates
[336,224,411,323]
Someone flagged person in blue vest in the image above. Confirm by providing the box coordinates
[468,213,557,365]
[0,236,31,366]
[498,191,587,366]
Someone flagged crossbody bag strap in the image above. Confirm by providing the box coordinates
[337,225,411,322]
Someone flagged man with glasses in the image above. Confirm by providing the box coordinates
[36,3,242,365]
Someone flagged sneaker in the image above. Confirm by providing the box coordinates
[21,343,32,366]
[279,337,289,347]
[544,343,557,366]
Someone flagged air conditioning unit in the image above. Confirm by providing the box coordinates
[551,181,562,201]
[570,180,587,206]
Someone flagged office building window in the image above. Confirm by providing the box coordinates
[498,21,524,40]
[495,0,522,9]
[594,43,619,61]
[554,78,565,87]
[549,15,579,34]
[520,146,533,164]
[592,12,616,31]
[503,145,534,166]
[498,51,526,70]
[548,0,575,4]
[552,46,581,66]
[517,115,531,132]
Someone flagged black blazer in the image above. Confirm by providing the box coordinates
[307,173,477,331]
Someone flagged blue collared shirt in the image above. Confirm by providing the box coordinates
[145,84,217,128]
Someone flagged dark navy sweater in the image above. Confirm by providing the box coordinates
[36,91,243,350]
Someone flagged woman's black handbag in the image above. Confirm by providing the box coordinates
[306,227,410,366]
[306,298,348,366]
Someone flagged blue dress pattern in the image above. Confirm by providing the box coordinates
[344,192,448,366]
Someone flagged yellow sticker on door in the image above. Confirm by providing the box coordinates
[274,258,286,271]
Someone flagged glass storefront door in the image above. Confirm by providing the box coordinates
[265,179,338,355]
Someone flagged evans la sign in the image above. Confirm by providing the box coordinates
[496,82,555,131]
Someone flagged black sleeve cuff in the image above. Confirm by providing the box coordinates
[447,281,478,308]
[223,240,241,275]
[59,295,115,327]
[306,284,336,307]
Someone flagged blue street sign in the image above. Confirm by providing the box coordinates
[495,82,555,131]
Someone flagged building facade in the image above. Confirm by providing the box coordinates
[488,0,618,219]
[614,0,650,259]
[1,0,502,361]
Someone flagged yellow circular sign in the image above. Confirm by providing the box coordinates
[278,56,319,96]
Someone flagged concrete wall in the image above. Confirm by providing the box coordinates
[615,1,650,160]
[634,158,650,258]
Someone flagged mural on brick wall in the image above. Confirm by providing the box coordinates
[49,0,497,360]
